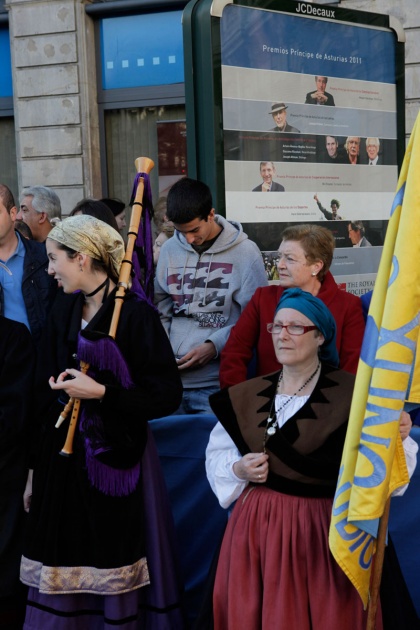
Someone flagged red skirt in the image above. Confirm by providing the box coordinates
[213,486,382,630]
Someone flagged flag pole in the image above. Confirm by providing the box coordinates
[366,496,391,630]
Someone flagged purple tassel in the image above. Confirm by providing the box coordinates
[76,333,140,496]
[77,331,133,389]
[129,172,156,308]
[79,407,141,497]
[85,445,141,497]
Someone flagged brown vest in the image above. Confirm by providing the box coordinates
[210,365,355,497]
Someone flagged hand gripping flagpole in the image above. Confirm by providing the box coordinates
[56,157,155,456]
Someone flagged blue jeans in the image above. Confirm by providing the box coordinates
[173,385,219,415]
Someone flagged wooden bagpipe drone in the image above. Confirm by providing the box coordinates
[55,157,155,495]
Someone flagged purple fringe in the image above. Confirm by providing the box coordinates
[76,335,138,496]
[129,172,156,308]
[77,332,133,389]
[79,408,141,497]
[85,444,141,497]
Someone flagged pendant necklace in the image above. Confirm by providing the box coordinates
[263,362,320,453]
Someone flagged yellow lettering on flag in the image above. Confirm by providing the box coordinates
[328,113,420,607]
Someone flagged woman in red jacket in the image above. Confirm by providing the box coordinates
[219,224,365,388]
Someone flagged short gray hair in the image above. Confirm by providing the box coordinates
[344,137,360,150]
[366,137,380,148]
[20,186,61,221]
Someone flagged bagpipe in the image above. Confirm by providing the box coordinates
[55,157,155,492]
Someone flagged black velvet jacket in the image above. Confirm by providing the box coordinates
[0,317,34,597]
[23,290,182,580]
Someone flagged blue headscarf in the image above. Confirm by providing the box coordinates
[275,288,339,367]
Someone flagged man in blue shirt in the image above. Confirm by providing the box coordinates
[0,184,55,343]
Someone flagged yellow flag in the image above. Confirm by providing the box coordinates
[328,114,420,607]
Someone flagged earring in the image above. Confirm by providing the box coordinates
[79,263,83,272]
[311,272,317,277]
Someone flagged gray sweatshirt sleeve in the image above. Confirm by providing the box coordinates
[154,254,173,336]
[205,250,268,355]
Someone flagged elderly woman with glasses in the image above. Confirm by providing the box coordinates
[219,224,365,388]
[206,288,417,630]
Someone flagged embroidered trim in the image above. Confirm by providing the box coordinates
[20,555,149,595]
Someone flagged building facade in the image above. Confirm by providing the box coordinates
[339,0,420,136]
[0,0,418,213]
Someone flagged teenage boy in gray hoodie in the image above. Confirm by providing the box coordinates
[154,178,267,414]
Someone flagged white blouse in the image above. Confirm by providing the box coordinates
[206,394,308,509]
[205,395,418,509]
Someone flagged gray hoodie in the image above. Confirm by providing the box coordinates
[154,214,267,388]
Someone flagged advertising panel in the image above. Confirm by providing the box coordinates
[220,4,399,295]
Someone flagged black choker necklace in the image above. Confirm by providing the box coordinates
[84,277,110,303]
[263,362,320,452]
